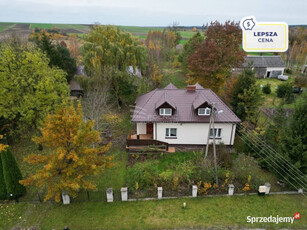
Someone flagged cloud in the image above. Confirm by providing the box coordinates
[0,0,306,26]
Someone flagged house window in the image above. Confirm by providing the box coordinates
[210,128,222,138]
[159,108,172,116]
[198,107,211,116]
[166,128,177,138]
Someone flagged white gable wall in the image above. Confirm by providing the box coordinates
[266,67,284,78]
[137,123,147,135]
[154,122,236,145]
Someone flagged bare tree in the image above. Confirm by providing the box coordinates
[82,82,112,132]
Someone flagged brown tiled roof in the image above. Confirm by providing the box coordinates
[70,79,83,91]
[132,84,241,123]
[155,92,177,109]
[192,93,210,109]
[164,83,178,89]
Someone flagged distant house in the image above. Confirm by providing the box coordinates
[70,65,86,98]
[128,83,240,151]
[127,66,142,78]
[70,79,83,98]
[239,56,285,78]
[70,65,143,97]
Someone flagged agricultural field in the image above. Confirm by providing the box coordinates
[0,23,15,32]
[0,22,199,43]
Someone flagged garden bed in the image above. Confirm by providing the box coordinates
[125,149,293,197]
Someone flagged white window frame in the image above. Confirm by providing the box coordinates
[165,128,177,138]
[198,107,211,116]
[209,128,222,138]
[159,108,172,116]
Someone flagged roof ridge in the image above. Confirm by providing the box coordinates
[134,89,158,118]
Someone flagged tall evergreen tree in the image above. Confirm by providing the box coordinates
[1,148,26,200]
[279,92,307,174]
[31,32,77,82]
[230,68,262,121]
[0,156,7,200]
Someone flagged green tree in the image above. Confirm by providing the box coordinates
[279,92,307,174]
[276,82,293,102]
[82,26,147,106]
[0,157,6,200]
[0,40,69,133]
[31,32,77,82]
[262,83,271,94]
[1,148,26,200]
[230,69,262,121]
[178,32,204,73]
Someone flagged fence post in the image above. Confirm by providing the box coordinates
[192,185,197,197]
[158,187,163,199]
[228,184,234,196]
[121,187,128,201]
[264,182,271,194]
[62,191,70,205]
[106,188,113,202]
[258,186,266,196]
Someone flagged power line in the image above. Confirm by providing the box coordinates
[213,111,307,191]
[237,124,307,188]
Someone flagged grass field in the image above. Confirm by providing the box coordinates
[1,195,305,229]
[257,76,298,108]
[0,23,15,32]
[1,22,199,44]
[29,23,89,30]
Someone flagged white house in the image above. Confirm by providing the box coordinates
[129,83,240,149]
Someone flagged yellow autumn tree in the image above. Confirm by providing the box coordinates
[151,64,163,87]
[20,103,113,202]
[0,135,8,152]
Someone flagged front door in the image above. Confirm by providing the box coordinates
[146,123,153,135]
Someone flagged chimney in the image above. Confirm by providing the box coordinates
[187,85,196,92]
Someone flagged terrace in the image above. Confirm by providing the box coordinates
[126,133,175,153]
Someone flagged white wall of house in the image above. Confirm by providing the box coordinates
[137,123,146,135]
[154,122,236,145]
[266,67,284,77]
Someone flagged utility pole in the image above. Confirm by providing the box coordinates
[204,103,219,185]
[211,104,218,185]
[204,105,213,158]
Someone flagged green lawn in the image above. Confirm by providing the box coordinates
[1,195,305,229]
[248,52,275,56]
[257,76,298,108]
[179,31,198,39]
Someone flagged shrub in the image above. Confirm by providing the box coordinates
[1,148,26,200]
[276,83,292,99]
[262,84,271,94]
[126,161,159,190]
[232,154,264,190]
[0,157,7,200]
[294,75,307,88]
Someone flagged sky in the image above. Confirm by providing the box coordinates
[0,0,306,26]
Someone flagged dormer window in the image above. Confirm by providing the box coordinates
[198,107,211,116]
[159,108,172,116]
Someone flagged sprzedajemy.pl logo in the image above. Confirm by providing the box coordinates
[247,213,301,224]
